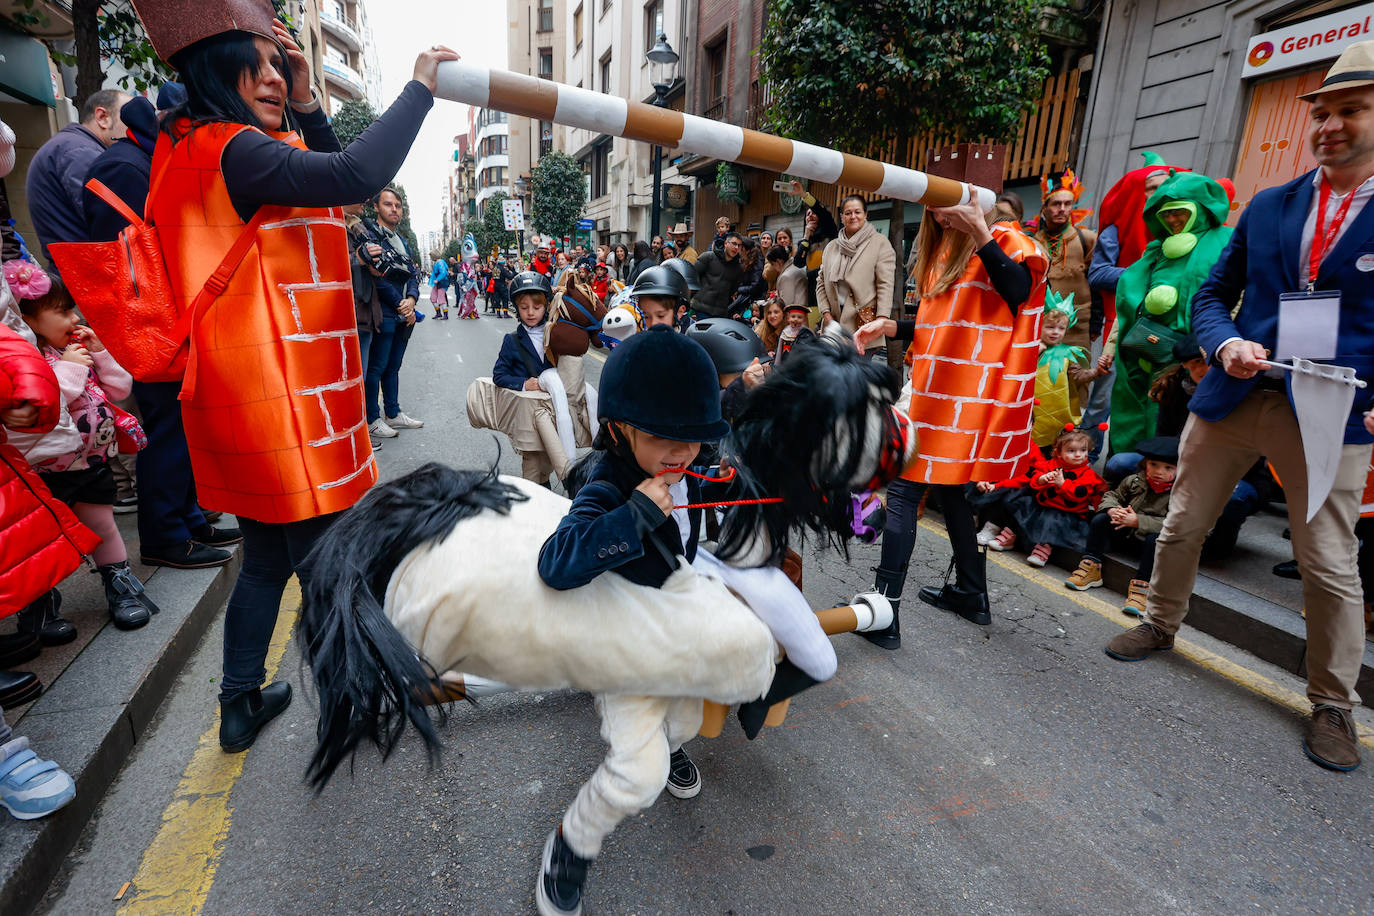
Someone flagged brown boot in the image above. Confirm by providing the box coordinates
[1121,579,1149,618]
[1104,622,1173,661]
[1065,558,1102,591]
[1303,705,1361,771]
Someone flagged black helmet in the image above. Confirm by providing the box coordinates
[685,318,766,374]
[631,264,689,302]
[509,270,552,301]
[598,327,730,441]
[660,257,700,293]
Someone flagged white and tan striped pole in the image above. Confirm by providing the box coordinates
[433,61,997,211]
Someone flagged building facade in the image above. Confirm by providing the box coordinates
[561,0,693,249]
[1079,0,1372,217]
[474,107,512,210]
[318,0,383,114]
[508,0,566,232]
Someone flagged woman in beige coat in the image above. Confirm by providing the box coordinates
[816,195,896,338]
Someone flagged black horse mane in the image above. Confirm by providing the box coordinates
[716,336,900,566]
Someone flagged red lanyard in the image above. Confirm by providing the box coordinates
[1308,175,1357,289]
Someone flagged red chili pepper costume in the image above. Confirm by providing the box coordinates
[903,224,1048,485]
[150,122,376,523]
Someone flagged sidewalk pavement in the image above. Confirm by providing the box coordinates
[1,498,1371,912]
[0,512,240,915]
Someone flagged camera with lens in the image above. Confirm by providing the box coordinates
[368,243,413,282]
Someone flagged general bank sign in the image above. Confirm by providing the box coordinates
[1243,3,1373,77]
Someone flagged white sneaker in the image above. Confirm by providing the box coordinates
[369,418,398,438]
[975,521,1002,546]
[370,437,383,451]
[386,412,424,429]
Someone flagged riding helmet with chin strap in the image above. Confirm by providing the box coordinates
[631,264,690,303]
[598,326,730,442]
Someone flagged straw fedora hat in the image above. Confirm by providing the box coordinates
[1299,39,1374,100]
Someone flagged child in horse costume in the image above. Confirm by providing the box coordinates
[297,331,915,916]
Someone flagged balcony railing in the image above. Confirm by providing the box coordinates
[322,60,366,98]
[320,9,364,51]
[702,97,728,123]
[539,138,553,158]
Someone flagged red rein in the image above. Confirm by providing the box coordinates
[655,466,785,510]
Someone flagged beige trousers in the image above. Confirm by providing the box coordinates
[560,694,703,859]
[1145,391,1371,708]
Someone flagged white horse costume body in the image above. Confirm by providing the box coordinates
[386,475,775,703]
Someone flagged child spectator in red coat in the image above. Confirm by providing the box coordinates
[971,426,1107,567]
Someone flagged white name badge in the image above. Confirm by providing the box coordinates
[1275,290,1340,361]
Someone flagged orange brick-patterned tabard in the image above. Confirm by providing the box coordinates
[903,225,1048,486]
[150,122,376,523]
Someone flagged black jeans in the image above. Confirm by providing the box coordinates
[878,480,985,596]
[220,513,339,702]
[1083,511,1159,582]
[132,379,207,549]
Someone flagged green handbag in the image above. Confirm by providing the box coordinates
[1120,315,1182,367]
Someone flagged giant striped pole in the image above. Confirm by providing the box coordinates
[433,61,997,211]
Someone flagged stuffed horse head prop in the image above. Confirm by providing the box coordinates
[714,329,915,567]
[547,274,609,358]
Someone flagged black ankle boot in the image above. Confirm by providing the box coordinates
[99,562,158,630]
[737,659,822,740]
[918,583,991,626]
[859,566,903,650]
[16,589,76,646]
[219,682,292,753]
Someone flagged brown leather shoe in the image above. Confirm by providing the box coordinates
[1104,622,1174,661]
[1303,705,1361,772]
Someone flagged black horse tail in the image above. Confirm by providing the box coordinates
[296,462,528,790]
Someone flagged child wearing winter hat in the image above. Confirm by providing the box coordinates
[1066,436,1179,617]
[10,261,156,631]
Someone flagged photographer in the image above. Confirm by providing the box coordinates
[358,186,425,438]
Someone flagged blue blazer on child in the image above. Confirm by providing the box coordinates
[493,324,555,391]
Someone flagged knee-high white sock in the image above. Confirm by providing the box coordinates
[538,368,578,460]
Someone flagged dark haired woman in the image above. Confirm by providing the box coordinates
[146,12,458,752]
[611,242,631,282]
[816,194,895,340]
[626,239,654,286]
[854,196,1047,646]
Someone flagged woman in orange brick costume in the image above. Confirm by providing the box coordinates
[131,0,457,752]
[855,194,1047,646]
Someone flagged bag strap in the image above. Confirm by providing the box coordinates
[83,178,145,229]
[176,207,271,400]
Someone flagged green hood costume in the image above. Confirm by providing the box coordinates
[1110,171,1233,454]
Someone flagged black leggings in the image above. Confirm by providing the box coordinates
[878,479,985,596]
[1083,511,1159,581]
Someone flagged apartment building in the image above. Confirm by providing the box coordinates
[508,0,567,225]
[319,0,384,114]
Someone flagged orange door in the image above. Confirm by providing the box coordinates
[1229,67,1326,223]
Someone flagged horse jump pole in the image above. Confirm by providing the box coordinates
[433,61,997,212]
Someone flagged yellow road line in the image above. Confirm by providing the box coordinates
[918,518,1374,749]
[118,580,301,915]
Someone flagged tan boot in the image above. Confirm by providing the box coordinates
[1121,579,1149,618]
[1065,558,1103,591]
[1104,622,1173,661]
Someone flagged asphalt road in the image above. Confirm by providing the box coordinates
[38,306,1374,915]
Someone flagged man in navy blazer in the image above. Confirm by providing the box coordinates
[1105,41,1374,773]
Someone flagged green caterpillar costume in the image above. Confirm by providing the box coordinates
[1109,171,1233,454]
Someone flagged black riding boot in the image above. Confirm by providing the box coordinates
[919,546,991,626]
[859,565,903,649]
[737,659,821,740]
[99,562,158,630]
[219,682,292,753]
[16,589,76,646]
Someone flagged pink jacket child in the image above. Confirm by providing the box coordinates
[8,259,156,632]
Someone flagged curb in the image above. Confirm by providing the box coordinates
[1051,543,1374,703]
[0,551,241,916]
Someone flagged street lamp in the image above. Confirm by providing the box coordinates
[646,33,680,241]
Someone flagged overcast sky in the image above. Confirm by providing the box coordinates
[365,0,507,236]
